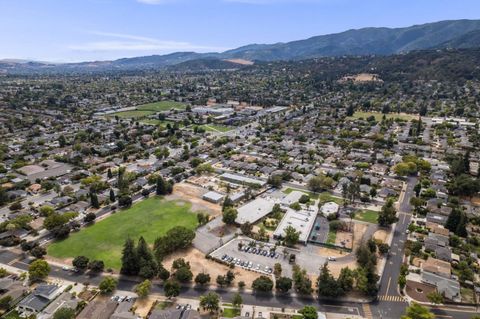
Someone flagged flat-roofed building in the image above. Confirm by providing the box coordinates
[202,191,224,204]
[273,205,318,243]
[220,173,266,187]
[236,197,275,224]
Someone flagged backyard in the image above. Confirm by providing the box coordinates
[47,196,198,269]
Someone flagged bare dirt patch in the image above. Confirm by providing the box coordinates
[335,231,353,249]
[162,247,261,287]
[169,183,221,216]
[352,223,368,250]
[373,229,388,243]
[134,297,156,317]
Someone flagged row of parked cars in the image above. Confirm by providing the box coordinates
[239,244,280,259]
[110,295,135,302]
[221,254,273,274]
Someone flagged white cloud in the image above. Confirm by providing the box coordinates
[68,31,228,53]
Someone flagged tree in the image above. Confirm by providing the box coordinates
[401,303,434,319]
[240,222,253,235]
[275,276,293,293]
[317,263,343,297]
[72,256,89,271]
[222,207,238,225]
[39,205,55,217]
[426,291,444,304]
[121,238,139,276]
[90,192,100,209]
[377,199,398,227]
[99,276,117,294]
[200,292,220,312]
[88,260,104,272]
[284,225,300,247]
[273,263,282,278]
[135,279,152,298]
[195,272,211,286]
[252,276,274,292]
[267,174,283,188]
[118,195,132,207]
[154,227,196,260]
[0,295,12,310]
[30,246,47,258]
[43,213,75,231]
[28,259,50,282]
[174,266,193,283]
[292,265,313,294]
[53,307,76,319]
[109,189,116,202]
[337,267,354,292]
[137,236,158,279]
[164,280,180,298]
[232,293,243,308]
[158,264,170,281]
[308,175,334,192]
[156,176,168,195]
[299,306,318,319]
[83,212,96,224]
[445,208,468,237]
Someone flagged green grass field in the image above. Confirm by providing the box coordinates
[111,110,156,119]
[354,209,379,224]
[327,229,337,244]
[47,197,198,269]
[137,101,186,112]
[200,124,233,133]
[222,308,241,318]
[347,111,418,122]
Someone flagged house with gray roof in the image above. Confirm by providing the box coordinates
[17,284,62,315]
[421,272,460,301]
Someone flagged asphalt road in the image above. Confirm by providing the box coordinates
[2,176,478,318]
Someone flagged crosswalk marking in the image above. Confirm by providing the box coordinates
[378,295,406,302]
[362,304,373,319]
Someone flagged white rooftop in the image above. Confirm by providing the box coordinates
[236,197,275,224]
[320,202,340,216]
[274,205,318,243]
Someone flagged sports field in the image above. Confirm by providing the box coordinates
[47,196,198,269]
[137,101,186,112]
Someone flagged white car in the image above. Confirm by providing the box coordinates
[328,257,336,262]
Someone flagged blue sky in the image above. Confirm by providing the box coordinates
[0,0,479,62]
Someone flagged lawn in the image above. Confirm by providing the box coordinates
[283,188,319,200]
[347,111,418,122]
[327,229,337,244]
[111,110,156,119]
[222,308,240,318]
[200,124,233,133]
[137,101,186,112]
[47,196,198,269]
[354,209,379,224]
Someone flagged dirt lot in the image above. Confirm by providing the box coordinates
[352,223,368,250]
[373,229,388,243]
[162,247,261,287]
[169,182,222,216]
[335,231,353,249]
[134,297,156,317]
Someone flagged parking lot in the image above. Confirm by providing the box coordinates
[210,237,293,276]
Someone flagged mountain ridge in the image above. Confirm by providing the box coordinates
[2,19,480,74]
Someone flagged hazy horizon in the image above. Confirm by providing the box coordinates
[1,0,479,63]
